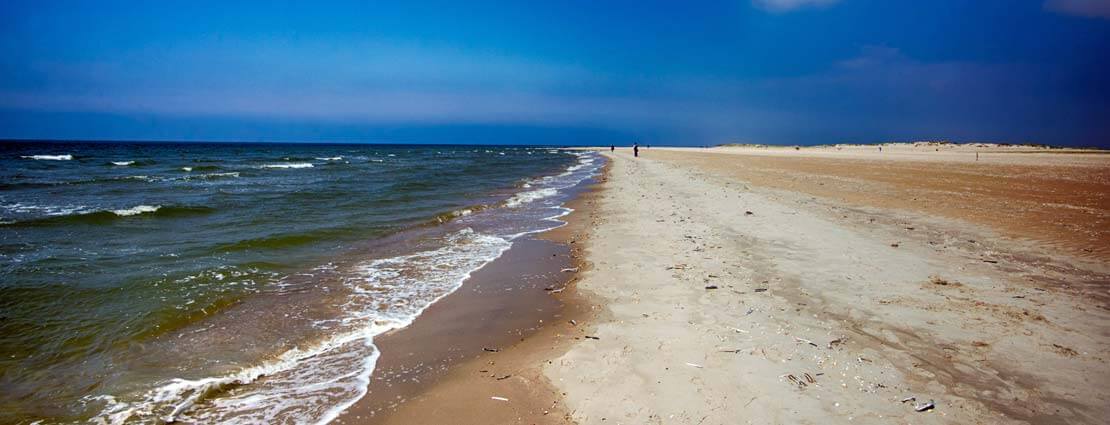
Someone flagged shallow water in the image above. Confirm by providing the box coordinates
[0,141,602,424]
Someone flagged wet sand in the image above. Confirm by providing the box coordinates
[330,237,575,424]
[335,163,608,424]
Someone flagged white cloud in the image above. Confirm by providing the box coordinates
[1044,0,1110,19]
[751,0,839,12]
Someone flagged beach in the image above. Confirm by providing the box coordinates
[354,144,1110,424]
[6,2,1109,423]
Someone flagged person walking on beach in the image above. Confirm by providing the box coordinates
[610,145,615,152]
[633,143,639,157]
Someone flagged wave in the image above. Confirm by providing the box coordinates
[0,181,63,191]
[216,232,332,252]
[21,154,72,161]
[111,205,160,216]
[429,204,490,225]
[0,171,240,189]
[179,172,239,181]
[260,163,313,169]
[315,156,343,161]
[3,205,215,227]
[92,228,512,424]
[504,187,558,208]
[2,203,89,217]
[111,161,136,166]
[183,165,221,172]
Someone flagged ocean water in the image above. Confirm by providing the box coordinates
[0,141,603,424]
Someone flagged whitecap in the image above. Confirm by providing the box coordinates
[182,167,193,172]
[111,205,161,216]
[260,163,314,169]
[22,154,72,161]
[112,161,136,166]
[315,156,343,161]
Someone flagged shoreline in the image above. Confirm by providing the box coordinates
[335,155,609,424]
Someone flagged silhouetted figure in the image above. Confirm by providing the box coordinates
[633,143,639,157]
[610,145,615,152]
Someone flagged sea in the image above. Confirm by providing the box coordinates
[0,141,603,424]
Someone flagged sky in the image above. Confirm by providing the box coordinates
[1,0,1108,146]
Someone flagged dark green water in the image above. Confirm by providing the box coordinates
[0,141,602,424]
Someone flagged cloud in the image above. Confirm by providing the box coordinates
[751,0,839,13]
[1044,0,1110,19]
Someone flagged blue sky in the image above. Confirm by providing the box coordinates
[1,0,1107,146]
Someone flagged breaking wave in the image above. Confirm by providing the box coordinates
[21,154,72,161]
[2,205,215,227]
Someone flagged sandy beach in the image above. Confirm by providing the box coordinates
[546,145,1110,424]
[346,144,1110,424]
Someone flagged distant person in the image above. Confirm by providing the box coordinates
[633,143,639,157]
[610,145,615,152]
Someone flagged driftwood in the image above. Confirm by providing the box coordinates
[793,336,819,347]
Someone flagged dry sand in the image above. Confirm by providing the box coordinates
[545,146,1110,424]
